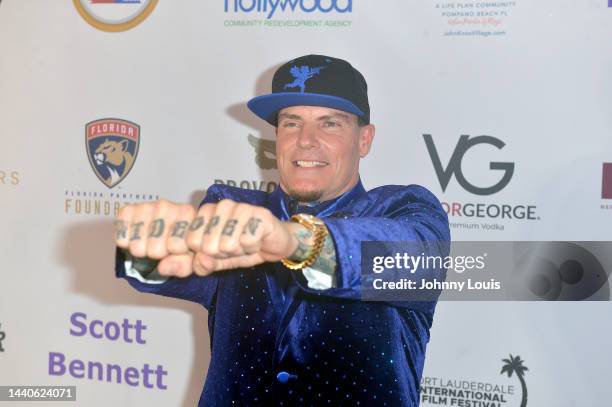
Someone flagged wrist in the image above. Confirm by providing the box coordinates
[285,222,314,262]
[281,214,328,271]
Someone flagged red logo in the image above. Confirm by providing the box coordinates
[603,163,612,199]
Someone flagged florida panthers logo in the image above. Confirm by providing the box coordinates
[85,118,140,188]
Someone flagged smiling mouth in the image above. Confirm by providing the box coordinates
[293,160,329,168]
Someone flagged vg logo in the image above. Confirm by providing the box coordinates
[423,134,515,196]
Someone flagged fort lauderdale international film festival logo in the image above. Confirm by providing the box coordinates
[421,354,529,407]
[86,118,140,189]
[73,0,158,32]
[423,134,540,231]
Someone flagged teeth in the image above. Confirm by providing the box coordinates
[296,160,327,168]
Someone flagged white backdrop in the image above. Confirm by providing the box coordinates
[1,1,611,405]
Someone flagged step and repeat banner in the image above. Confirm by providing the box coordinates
[1,1,611,405]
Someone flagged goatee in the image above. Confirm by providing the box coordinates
[287,188,324,204]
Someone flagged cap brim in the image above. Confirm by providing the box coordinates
[247,92,365,126]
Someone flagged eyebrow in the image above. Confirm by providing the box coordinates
[278,112,351,122]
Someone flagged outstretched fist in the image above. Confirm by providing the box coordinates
[114,199,300,277]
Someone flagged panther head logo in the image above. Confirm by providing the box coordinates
[94,139,135,187]
[86,118,140,188]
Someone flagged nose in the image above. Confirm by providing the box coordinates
[296,122,319,149]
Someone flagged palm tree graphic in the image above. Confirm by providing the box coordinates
[500,354,528,407]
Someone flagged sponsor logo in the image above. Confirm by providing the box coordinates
[65,118,155,217]
[500,355,528,407]
[214,179,278,193]
[0,170,20,186]
[601,163,612,210]
[435,1,516,37]
[248,134,277,169]
[86,118,139,189]
[213,134,279,192]
[602,163,612,199]
[223,0,353,28]
[421,354,529,406]
[224,0,353,19]
[64,191,159,216]
[424,134,513,196]
[0,323,5,352]
[73,0,158,32]
[424,134,539,229]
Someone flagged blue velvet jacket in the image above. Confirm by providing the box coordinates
[116,181,450,406]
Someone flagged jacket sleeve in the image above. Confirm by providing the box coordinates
[114,187,226,309]
[293,185,450,314]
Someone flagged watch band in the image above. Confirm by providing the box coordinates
[281,213,329,270]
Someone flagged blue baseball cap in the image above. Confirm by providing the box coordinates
[247,55,370,126]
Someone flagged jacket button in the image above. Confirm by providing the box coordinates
[276,371,297,383]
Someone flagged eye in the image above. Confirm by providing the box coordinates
[322,121,341,128]
[281,121,300,128]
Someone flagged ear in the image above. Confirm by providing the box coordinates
[119,139,129,151]
[358,124,375,158]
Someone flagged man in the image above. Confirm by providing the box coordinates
[115,55,450,406]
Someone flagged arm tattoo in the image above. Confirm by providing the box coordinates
[204,216,220,234]
[289,228,337,277]
[114,220,127,240]
[289,228,313,261]
[222,219,238,236]
[243,217,262,235]
[130,222,144,241]
[148,219,165,238]
[310,235,337,278]
[171,220,190,238]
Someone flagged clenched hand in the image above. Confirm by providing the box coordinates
[114,199,301,277]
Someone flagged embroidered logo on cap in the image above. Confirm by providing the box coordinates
[284,65,326,93]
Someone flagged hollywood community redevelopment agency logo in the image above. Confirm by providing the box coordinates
[225,0,352,18]
[86,118,140,189]
[422,354,529,407]
[73,0,158,32]
[224,0,354,28]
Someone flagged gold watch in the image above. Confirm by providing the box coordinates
[281,213,328,270]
